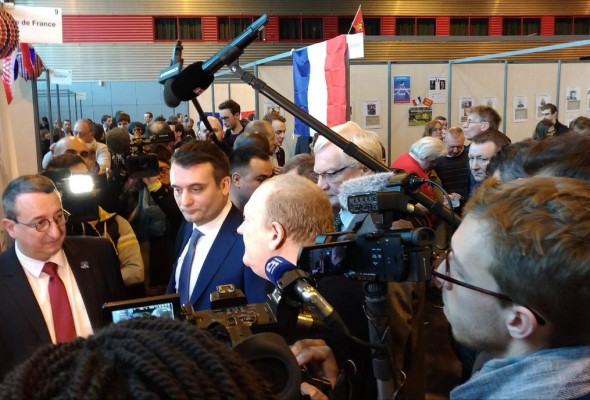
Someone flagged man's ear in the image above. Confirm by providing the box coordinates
[2,218,17,239]
[480,121,491,132]
[506,305,538,340]
[230,173,240,187]
[268,221,286,251]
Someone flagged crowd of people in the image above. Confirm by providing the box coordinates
[1,98,589,399]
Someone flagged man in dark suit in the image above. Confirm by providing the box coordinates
[166,141,272,311]
[0,175,127,379]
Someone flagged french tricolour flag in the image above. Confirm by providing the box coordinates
[293,35,348,137]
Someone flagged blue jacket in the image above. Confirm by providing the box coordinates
[167,204,273,311]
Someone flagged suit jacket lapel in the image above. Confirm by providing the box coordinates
[189,206,240,305]
[63,239,102,329]
[0,245,51,343]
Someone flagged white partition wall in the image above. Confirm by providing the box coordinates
[505,63,559,143]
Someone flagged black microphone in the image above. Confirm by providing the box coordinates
[265,256,350,336]
[105,127,130,155]
[164,14,269,107]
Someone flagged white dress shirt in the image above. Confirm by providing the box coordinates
[175,199,232,297]
[16,243,93,343]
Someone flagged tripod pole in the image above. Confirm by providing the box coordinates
[364,281,396,399]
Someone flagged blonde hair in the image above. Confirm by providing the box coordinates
[313,121,383,168]
[261,175,333,245]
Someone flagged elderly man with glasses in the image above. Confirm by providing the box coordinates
[433,176,590,399]
[0,174,126,380]
[313,122,428,399]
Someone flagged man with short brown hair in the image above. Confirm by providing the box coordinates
[434,176,590,399]
[166,141,272,310]
[0,174,126,379]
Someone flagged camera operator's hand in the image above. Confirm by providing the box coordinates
[291,339,338,400]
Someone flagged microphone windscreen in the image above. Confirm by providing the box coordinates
[105,128,131,155]
[338,172,394,210]
[265,256,295,286]
[163,79,181,108]
[170,61,215,101]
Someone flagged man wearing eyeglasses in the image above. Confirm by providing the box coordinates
[218,99,245,150]
[461,106,509,200]
[313,121,383,220]
[433,176,590,399]
[314,122,427,398]
[41,136,97,173]
[74,119,111,174]
[461,105,502,141]
[540,103,568,135]
[0,174,127,379]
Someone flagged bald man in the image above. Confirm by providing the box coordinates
[42,136,97,173]
[244,120,279,174]
[197,116,223,142]
[74,119,111,173]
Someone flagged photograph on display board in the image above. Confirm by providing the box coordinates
[513,95,528,122]
[480,97,497,111]
[428,75,447,104]
[566,86,581,112]
[458,97,474,124]
[535,94,552,119]
[409,106,432,126]
[362,100,381,129]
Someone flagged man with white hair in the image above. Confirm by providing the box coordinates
[313,121,384,230]
[313,122,427,398]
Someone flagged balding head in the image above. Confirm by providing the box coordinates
[245,120,275,153]
[53,136,94,171]
[74,119,94,144]
[198,116,223,142]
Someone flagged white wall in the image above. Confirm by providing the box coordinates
[0,77,37,249]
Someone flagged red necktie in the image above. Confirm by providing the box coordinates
[43,262,76,342]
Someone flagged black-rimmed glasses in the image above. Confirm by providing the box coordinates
[11,209,70,233]
[313,166,350,182]
[432,249,546,326]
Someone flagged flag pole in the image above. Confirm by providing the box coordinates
[348,5,362,34]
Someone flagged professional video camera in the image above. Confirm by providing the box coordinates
[103,285,331,400]
[43,169,103,224]
[125,133,175,179]
[297,171,451,283]
[106,127,175,179]
[186,285,334,399]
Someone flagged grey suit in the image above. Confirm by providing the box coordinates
[0,236,127,379]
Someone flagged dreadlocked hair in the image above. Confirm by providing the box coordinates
[0,317,275,399]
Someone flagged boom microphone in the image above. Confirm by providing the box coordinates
[338,171,421,215]
[105,127,131,155]
[164,14,269,107]
[265,256,350,336]
[338,172,395,210]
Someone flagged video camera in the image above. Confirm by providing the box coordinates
[297,171,448,283]
[185,285,333,399]
[43,169,104,224]
[124,133,175,179]
[298,227,435,283]
[103,285,330,399]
